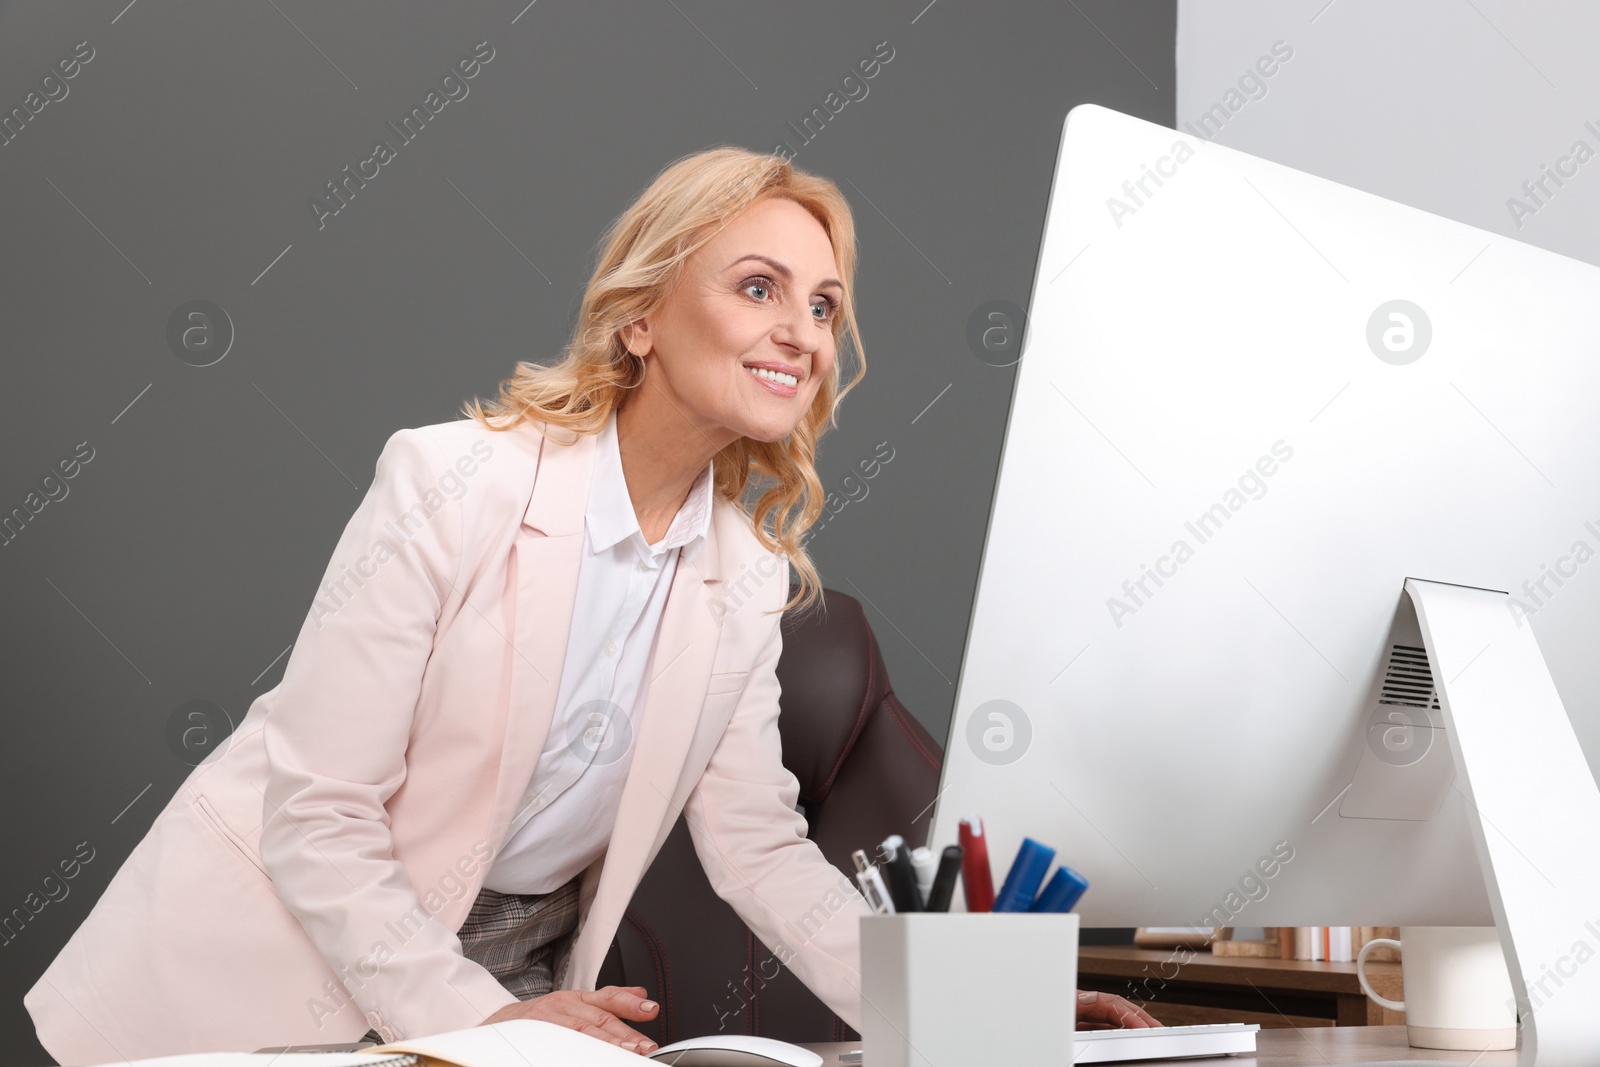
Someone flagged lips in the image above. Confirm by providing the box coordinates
[743,364,800,397]
[741,359,804,382]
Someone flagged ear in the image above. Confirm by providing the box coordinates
[621,320,651,357]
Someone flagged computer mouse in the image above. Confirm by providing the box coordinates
[647,1033,825,1067]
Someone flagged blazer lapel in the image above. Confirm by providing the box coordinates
[565,504,729,988]
[487,417,732,990]
[489,425,597,846]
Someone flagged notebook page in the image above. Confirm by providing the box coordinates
[88,1053,418,1067]
[371,1019,647,1066]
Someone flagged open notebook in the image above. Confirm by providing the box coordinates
[94,1020,657,1067]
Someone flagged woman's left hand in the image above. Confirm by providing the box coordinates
[1075,989,1162,1029]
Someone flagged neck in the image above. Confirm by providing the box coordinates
[614,389,734,544]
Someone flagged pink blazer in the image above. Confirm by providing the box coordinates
[26,418,869,1063]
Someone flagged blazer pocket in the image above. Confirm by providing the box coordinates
[704,670,750,697]
[192,793,272,883]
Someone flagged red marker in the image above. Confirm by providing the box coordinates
[958,817,995,912]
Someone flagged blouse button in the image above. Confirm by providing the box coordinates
[604,641,618,657]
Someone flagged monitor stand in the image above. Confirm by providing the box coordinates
[1406,577,1600,1067]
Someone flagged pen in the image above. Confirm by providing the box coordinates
[852,849,895,914]
[878,834,922,912]
[958,817,995,912]
[925,844,964,912]
[993,836,1056,912]
[909,846,936,909]
[1030,864,1089,913]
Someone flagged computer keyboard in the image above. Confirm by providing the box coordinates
[1071,1022,1259,1063]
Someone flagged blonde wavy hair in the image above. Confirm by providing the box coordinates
[461,146,866,616]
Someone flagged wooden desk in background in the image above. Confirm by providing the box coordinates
[803,1025,1516,1065]
[1073,946,1408,1028]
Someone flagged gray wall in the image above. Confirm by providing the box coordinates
[0,1,1175,1056]
[1176,0,1600,268]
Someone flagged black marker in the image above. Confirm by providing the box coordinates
[879,834,922,912]
[926,845,965,912]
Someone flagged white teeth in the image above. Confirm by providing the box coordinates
[745,366,798,387]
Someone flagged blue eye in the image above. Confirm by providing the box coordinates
[743,275,840,324]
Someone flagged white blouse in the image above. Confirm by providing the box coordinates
[481,409,715,894]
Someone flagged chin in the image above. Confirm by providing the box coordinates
[727,411,802,445]
[732,424,790,446]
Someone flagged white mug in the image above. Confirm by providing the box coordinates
[1356,926,1517,1051]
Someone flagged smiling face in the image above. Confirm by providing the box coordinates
[621,195,842,447]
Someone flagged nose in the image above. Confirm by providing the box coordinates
[772,311,819,369]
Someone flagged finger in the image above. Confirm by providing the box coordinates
[1076,990,1148,1029]
[584,986,659,1021]
[1103,994,1159,1028]
[604,985,652,1002]
[564,1001,658,1052]
[1108,995,1159,1028]
[1075,990,1108,1028]
[573,1019,655,1054]
[594,1016,658,1053]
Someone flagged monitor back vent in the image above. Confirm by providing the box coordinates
[1380,643,1440,710]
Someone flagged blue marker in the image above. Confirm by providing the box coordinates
[992,837,1055,912]
[1030,864,1090,913]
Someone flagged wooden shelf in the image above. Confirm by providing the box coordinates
[1075,945,1406,1027]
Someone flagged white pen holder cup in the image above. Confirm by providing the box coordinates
[860,912,1080,1067]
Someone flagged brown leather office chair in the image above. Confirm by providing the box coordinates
[597,587,944,1045]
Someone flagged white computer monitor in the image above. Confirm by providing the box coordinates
[927,104,1600,1057]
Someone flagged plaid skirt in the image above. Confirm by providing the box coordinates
[359,877,580,1043]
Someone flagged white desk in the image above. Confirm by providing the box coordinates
[801,1025,1519,1065]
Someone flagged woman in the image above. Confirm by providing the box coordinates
[26,147,1158,1063]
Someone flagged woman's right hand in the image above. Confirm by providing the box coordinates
[480,985,661,1056]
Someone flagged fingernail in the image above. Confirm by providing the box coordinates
[642,1000,657,1012]
[1077,990,1095,1002]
